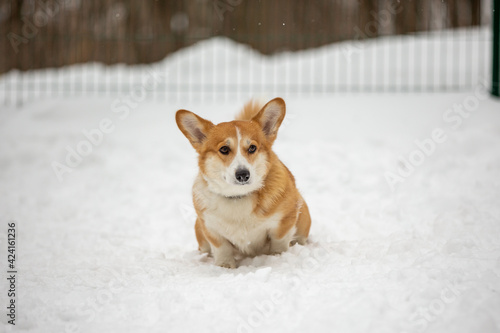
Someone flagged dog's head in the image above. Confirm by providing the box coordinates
[176,98,286,197]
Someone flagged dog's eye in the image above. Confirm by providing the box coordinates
[219,146,230,155]
[248,145,257,154]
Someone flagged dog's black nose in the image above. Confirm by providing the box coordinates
[235,168,250,183]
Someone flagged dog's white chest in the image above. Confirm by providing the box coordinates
[201,190,281,255]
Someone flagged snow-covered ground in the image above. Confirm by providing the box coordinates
[1,27,500,333]
[1,91,500,333]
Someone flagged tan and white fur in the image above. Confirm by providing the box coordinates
[175,98,311,268]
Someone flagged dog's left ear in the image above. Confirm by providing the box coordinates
[252,97,286,144]
[176,110,214,151]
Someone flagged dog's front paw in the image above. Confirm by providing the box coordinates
[215,256,236,268]
[269,240,289,255]
[218,262,236,269]
[212,241,237,268]
[215,257,236,269]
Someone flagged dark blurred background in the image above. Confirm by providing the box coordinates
[0,0,494,104]
[0,0,487,73]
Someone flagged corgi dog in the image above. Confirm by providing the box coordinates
[175,98,311,268]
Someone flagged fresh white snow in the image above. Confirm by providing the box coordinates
[1,27,500,333]
[1,91,500,332]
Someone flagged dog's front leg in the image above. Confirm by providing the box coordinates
[210,237,236,269]
[268,229,295,255]
[269,234,291,255]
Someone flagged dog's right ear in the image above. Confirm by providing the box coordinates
[176,110,214,150]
